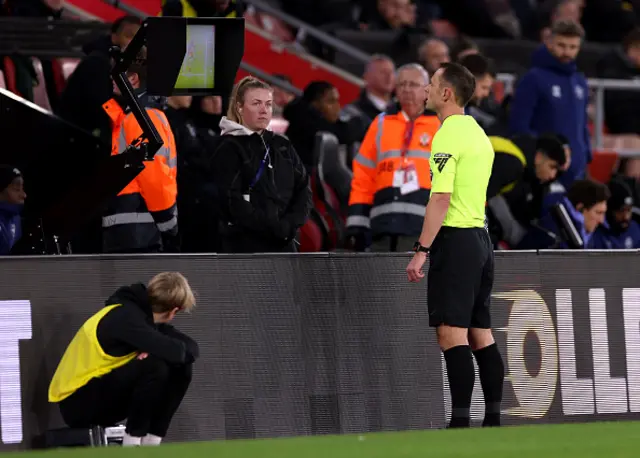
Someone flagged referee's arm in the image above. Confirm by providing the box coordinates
[417,150,458,249]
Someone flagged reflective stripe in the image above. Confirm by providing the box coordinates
[155,145,177,168]
[376,113,384,153]
[116,127,128,154]
[148,108,170,129]
[102,212,154,228]
[379,149,431,161]
[346,215,371,229]
[354,153,376,169]
[156,216,178,232]
[370,202,426,219]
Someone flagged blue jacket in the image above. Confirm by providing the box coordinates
[0,202,22,255]
[591,220,640,249]
[517,196,594,249]
[508,45,591,187]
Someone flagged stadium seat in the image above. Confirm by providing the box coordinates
[32,58,52,111]
[318,132,352,214]
[61,58,80,81]
[312,132,347,249]
[299,208,330,252]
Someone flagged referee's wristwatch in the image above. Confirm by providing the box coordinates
[413,242,430,254]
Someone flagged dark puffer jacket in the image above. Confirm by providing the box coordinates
[211,117,312,253]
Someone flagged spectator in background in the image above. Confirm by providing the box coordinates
[272,74,295,117]
[0,166,26,255]
[164,95,219,253]
[485,133,567,247]
[284,81,355,171]
[591,178,640,249]
[519,178,609,249]
[59,15,141,151]
[458,53,508,136]
[347,63,440,252]
[102,47,180,254]
[341,55,396,145]
[213,76,312,253]
[359,0,417,30]
[539,0,582,43]
[161,0,244,17]
[190,96,224,135]
[509,20,590,188]
[418,38,450,76]
[450,36,480,62]
[595,28,640,135]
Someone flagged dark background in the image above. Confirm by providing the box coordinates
[0,251,639,450]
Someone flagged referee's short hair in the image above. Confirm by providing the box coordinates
[439,62,476,107]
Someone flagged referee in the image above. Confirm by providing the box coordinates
[406,63,504,429]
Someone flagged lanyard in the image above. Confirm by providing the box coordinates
[249,146,270,190]
[400,120,415,162]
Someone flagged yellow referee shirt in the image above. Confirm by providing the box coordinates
[429,115,495,228]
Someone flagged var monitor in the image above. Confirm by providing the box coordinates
[145,16,244,96]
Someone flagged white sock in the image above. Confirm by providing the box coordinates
[122,433,142,446]
[141,434,163,446]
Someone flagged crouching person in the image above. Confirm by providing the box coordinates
[48,272,199,446]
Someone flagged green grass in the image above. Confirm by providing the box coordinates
[10,422,640,458]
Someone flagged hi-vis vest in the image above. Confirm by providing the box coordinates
[347,110,440,236]
[48,304,137,403]
[489,136,527,195]
[159,0,239,17]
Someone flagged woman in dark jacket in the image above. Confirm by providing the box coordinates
[211,76,312,253]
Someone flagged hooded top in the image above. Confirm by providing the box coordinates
[96,283,199,364]
[508,45,591,187]
[211,116,312,252]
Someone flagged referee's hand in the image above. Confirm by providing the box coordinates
[406,252,427,282]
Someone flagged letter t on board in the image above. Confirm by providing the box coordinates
[0,300,32,444]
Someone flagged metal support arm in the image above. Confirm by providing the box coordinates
[109,21,164,160]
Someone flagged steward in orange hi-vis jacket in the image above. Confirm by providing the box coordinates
[102,93,178,253]
[347,104,440,250]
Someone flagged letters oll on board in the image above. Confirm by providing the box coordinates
[442,288,640,423]
[0,300,32,445]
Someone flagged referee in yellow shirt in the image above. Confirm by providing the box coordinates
[406,63,504,429]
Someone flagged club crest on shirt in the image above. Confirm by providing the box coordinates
[419,133,430,147]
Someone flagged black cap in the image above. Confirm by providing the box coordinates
[536,133,567,166]
[0,165,22,192]
[608,178,634,212]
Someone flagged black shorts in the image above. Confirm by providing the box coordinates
[427,226,494,329]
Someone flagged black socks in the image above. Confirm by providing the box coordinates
[443,343,505,428]
[473,343,505,427]
[443,345,475,428]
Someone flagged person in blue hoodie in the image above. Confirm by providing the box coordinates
[517,179,609,249]
[508,19,590,187]
[591,178,640,249]
[0,165,26,255]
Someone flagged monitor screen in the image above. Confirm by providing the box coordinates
[146,17,244,96]
[174,24,216,91]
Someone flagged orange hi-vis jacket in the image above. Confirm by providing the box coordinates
[347,107,440,236]
[102,95,178,253]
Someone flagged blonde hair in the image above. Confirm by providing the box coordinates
[147,272,195,314]
[226,76,272,124]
